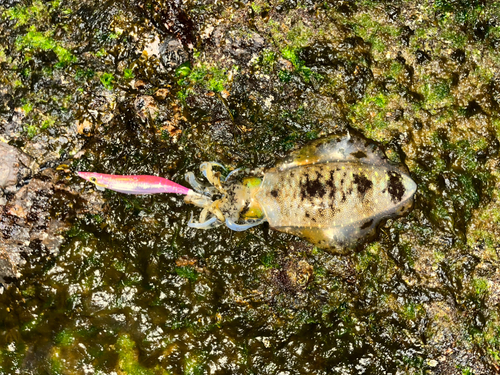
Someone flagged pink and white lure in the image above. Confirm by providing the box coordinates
[77,172,191,195]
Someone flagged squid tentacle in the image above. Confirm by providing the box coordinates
[225,217,266,232]
[200,162,226,178]
[187,212,220,229]
[224,168,241,182]
[200,162,226,192]
[185,172,218,197]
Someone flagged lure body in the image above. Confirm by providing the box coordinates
[78,172,191,195]
[78,131,417,251]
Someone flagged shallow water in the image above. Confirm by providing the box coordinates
[1,0,500,374]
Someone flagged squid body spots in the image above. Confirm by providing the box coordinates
[353,173,373,198]
[387,171,405,203]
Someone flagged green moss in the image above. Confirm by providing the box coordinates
[175,266,198,282]
[250,2,261,13]
[76,68,95,81]
[261,252,278,269]
[21,285,36,297]
[176,62,229,93]
[20,313,44,334]
[434,0,485,25]
[278,69,292,82]
[184,355,204,375]
[207,67,226,92]
[116,334,169,375]
[259,49,277,72]
[6,0,47,27]
[472,278,489,297]
[95,48,107,57]
[41,117,55,129]
[460,367,474,375]
[355,242,381,272]
[281,46,300,69]
[420,79,453,109]
[389,61,403,78]
[100,72,115,90]
[124,68,135,79]
[15,26,76,66]
[352,13,399,53]
[441,28,467,48]
[280,46,322,83]
[25,125,38,138]
[401,302,424,321]
[287,22,313,48]
[313,265,326,279]
[113,260,126,272]
[50,349,63,375]
[54,329,75,347]
[22,102,33,114]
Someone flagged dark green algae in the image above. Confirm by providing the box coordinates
[1,0,500,374]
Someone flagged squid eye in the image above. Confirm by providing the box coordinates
[90,177,97,182]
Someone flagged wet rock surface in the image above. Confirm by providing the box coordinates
[0,0,500,374]
[0,167,106,284]
[0,142,35,195]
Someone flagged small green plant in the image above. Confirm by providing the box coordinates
[41,117,55,129]
[75,69,95,81]
[250,2,262,13]
[260,252,278,269]
[281,46,301,68]
[16,26,76,66]
[278,70,292,82]
[185,355,204,375]
[25,125,38,138]
[6,1,46,27]
[176,63,192,78]
[207,67,226,92]
[123,68,134,79]
[175,266,198,282]
[116,334,168,375]
[95,48,106,57]
[54,329,75,347]
[22,101,34,114]
[280,46,322,83]
[260,49,277,70]
[177,88,191,102]
[176,62,228,93]
[472,278,489,297]
[100,73,115,90]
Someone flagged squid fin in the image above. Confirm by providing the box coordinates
[273,130,400,172]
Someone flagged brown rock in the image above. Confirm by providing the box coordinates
[0,142,35,194]
[154,88,170,100]
[134,96,159,121]
[134,80,147,90]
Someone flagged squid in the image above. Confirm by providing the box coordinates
[78,131,417,250]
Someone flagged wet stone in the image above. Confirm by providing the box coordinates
[154,88,170,101]
[134,96,159,121]
[415,49,431,65]
[159,36,189,71]
[0,168,105,283]
[0,142,35,195]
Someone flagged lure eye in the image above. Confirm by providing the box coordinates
[90,177,97,182]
